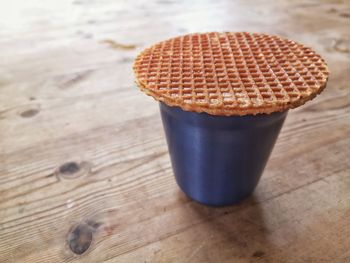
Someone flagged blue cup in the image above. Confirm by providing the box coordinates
[160,103,287,206]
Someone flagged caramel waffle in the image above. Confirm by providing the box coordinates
[133,32,329,115]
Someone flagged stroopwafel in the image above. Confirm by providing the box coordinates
[133,32,329,115]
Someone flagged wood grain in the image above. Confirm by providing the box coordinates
[0,0,350,262]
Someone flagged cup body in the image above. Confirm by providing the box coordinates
[160,103,287,206]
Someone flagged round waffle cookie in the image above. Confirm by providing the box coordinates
[133,32,329,116]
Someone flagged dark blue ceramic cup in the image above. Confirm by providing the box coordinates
[160,103,287,206]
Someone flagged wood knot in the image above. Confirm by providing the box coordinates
[67,220,102,255]
[252,250,265,258]
[20,109,39,118]
[339,12,350,18]
[18,103,41,118]
[67,224,93,255]
[56,161,91,180]
[60,162,80,174]
[19,108,40,118]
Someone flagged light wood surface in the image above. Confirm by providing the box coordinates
[1,0,350,262]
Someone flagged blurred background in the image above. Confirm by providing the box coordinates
[1,0,350,262]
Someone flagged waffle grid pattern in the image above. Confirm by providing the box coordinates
[134,32,329,115]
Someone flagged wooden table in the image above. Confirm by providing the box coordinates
[1,0,349,262]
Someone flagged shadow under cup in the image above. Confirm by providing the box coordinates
[160,103,288,206]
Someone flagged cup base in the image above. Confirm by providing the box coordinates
[160,103,287,207]
[178,184,254,207]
